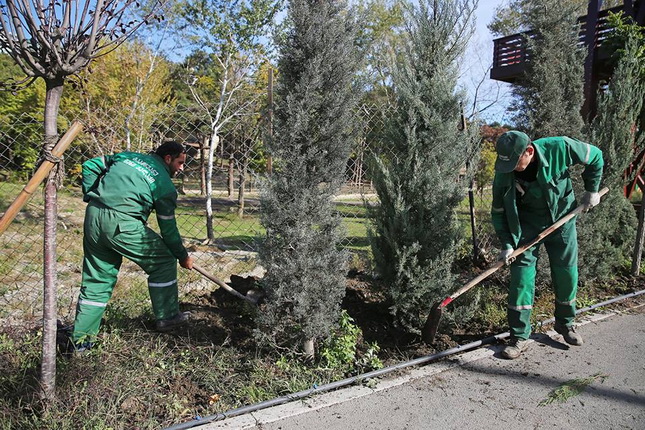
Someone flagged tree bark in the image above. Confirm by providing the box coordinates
[237,155,247,218]
[200,136,207,196]
[41,78,64,400]
[206,133,220,242]
[303,338,315,361]
[228,145,235,199]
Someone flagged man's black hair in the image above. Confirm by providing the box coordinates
[155,141,186,159]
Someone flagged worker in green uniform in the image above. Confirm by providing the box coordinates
[491,131,603,359]
[71,141,193,351]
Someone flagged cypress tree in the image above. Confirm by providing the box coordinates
[510,0,586,137]
[257,0,360,354]
[578,23,644,282]
[368,0,479,334]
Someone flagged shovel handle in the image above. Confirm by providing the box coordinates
[192,264,257,305]
[439,187,609,308]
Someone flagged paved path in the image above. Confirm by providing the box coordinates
[201,305,645,430]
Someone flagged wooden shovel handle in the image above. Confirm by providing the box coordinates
[0,121,84,236]
[192,264,257,305]
[439,187,609,307]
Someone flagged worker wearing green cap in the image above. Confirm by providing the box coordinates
[71,141,194,352]
[491,131,603,359]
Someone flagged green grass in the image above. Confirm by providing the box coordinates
[174,197,373,252]
[0,294,382,429]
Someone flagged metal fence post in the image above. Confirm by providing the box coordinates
[632,189,645,275]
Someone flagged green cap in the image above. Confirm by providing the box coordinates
[495,131,531,173]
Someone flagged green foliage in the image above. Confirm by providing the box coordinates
[257,0,361,349]
[355,0,405,104]
[319,310,383,373]
[538,373,608,406]
[509,0,585,137]
[577,190,636,283]
[601,11,645,151]
[59,40,176,155]
[589,33,645,187]
[367,0,480,333]
[178,0,281,56]
[0,54,46,173]
[577,15,644,283]
[174,0,280,115]
[605,11,645,74]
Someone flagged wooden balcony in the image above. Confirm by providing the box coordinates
[490,2,645,83]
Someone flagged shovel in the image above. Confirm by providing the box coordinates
[421,186,609,344]
[192,264,259,305]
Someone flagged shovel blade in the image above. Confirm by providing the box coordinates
[421,302,443,344]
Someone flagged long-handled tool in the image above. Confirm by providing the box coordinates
[0,121,83,236]
[192,264,259,305]
[421,187,609,344]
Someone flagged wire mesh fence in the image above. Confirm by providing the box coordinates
[0,101,496,326]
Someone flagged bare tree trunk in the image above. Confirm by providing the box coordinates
[206,133,220,242]
[41,79,64,400]
[228,144,235,199]
[237,159,247,218]
[303,338,315,361]
[357,150,364,188]
[178,174,186,195]
[351,145,365,189]
[468,178,478,263]
[219,139,225,169]
[200,136,207,196]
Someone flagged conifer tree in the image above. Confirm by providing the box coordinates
[510,0,586,137]
[368,0,479,333]
[577,21,644,282]
[257,0,360,355]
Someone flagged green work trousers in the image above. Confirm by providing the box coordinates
[72,202,179,344]
[507,176,579,340]
[508,217,578,340]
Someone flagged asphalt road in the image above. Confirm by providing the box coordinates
[199,304,645,430]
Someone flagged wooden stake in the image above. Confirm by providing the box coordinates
[0,121,83,236]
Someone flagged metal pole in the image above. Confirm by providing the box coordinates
[266,66,273,175]
[468,179,478,262]
[631,187,645,275]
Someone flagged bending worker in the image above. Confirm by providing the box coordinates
[491,131,603,359]
[72,141,194,351]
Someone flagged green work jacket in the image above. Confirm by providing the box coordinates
[82,152,188,261]
[491,136,604,250]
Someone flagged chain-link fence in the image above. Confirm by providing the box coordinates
[0,101,496,326]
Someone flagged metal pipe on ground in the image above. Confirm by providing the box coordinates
[163,288,645,430]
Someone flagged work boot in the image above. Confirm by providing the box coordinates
[554,322,583,346]
[501,337,529,359]
[155,312,189,332]
[72,341,94,356]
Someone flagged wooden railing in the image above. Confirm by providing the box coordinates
[490,4,636,82]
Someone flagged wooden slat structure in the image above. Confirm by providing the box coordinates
[625,147,645,199]
[490,0,644,85]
